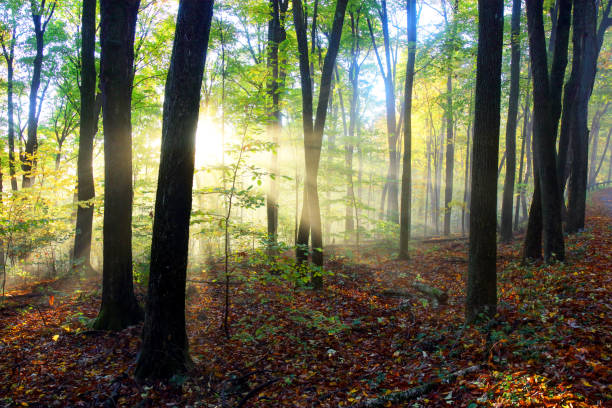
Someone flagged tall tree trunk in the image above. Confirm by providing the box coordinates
[135,0,214,380]
[399,0,416,259]
[266,0,288,253]
[23,1,56,188]
[461,107,472,237]
[94,0,143,330]
[567,0,598,232]
[514,76,531,230]
[500,0,521,242]
[1,29,18,191]
[294,0,348,288]
[525,0,565,262]
[466,0,503,323]
[73,0,98,273]
[523,0,570,260]
[368,0,399,223]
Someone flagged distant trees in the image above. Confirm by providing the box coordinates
[466,0,503,322]
[72,0,97,273]
[94,0,143,330]
[135,0,214,380]
[0,2,18,192]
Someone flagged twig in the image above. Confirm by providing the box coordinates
[350,365,481,408]
[34,305,48,327]
[236,378,279,408]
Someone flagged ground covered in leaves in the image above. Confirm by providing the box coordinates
[1,190,611,407]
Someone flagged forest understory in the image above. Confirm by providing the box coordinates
[1,189,611,408]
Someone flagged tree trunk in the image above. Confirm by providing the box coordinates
[525,0,565,262]
[294,0,348,288]
[466,0,503,323]
[567,0,598,233]
[500,0,521,243]
[23,2,55,188]
[399,0,416,259]
[588,103,608,186]
[94,0,143,331]
[135,0,213,380]
[514,77,531,231]
[73,0,98,273]
[1,30,18,191]
[266,0,288,254]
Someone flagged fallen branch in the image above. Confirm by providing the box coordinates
[350,365,481,408]
[412,282,448,305]
[236,378,278,408]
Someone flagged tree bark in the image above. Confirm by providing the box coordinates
[466,0,503,322]
[567,0,598,233]
[94,0,143,331]
[135,0,214,380]
[500,0,521,243]
[525,0,565,262]
[523,0,570,260]
[399,0,416,259]
[73,0,98,273]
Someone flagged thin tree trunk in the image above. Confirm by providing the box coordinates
[73,0,98,273]
[94,0,143,330]
[500,0,522,242]
[466,0,504,322]
[135,0,214,380]
[1,30,18,191]
[399,0,416,259]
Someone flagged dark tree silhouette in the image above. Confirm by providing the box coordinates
[466,0,503,322]
[500,0,521,243]
[72,0,97,273]
[135,0,214,380]
[293,0,349,288]
[93,0,143,330]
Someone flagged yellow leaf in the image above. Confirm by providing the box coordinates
[581,379,593,387]
[52,334,59,341]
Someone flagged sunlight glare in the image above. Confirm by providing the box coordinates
[195,115,223,168]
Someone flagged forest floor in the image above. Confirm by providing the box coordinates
[1,191,611,407]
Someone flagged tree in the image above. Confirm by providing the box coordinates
[367,0,400,223]
[72,0,97,273]
[566,0,610,232]
[23,0,56,188]
[465,0,503,322]
[399,0,416,259]
[523,0,571,260]
[135,0,214,380]
[93,0,143,331]
[442,0,458,236]
[0,2,20,191]
[500,0,521,243]
[293,0,349,288]
[266,0,288,254]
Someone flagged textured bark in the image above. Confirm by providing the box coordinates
[466,0,503,322]
[294,0,348,288]
[567,0,598,232]
[94,0,143,331]
[399,0,416,259]
[523,0,570,260]
[500,0,521,243]
[525,0,565,262]
[73,0,97,273]
[23,0,56,188]
[135,0,214,380]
